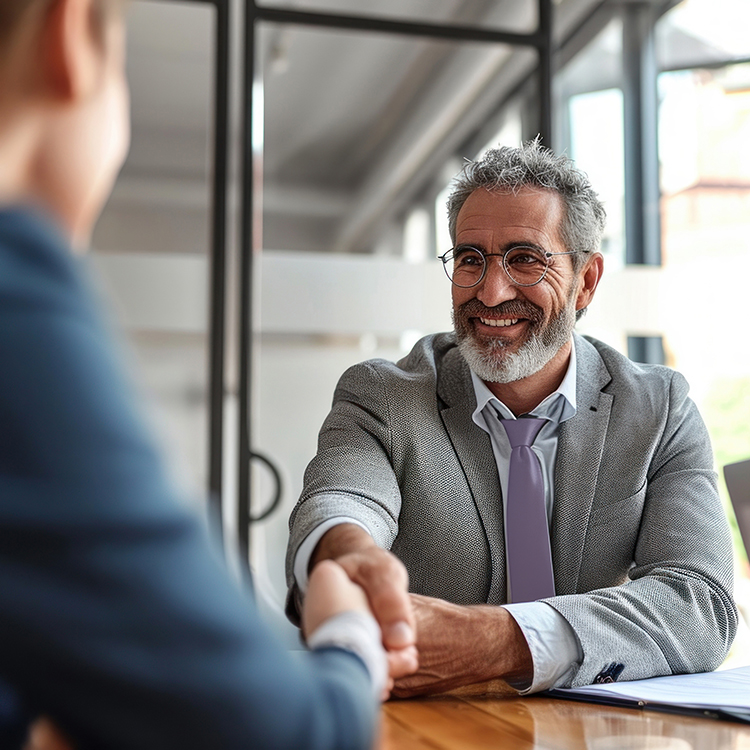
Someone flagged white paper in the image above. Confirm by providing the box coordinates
[554,666,750,711]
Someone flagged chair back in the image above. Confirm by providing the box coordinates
[724,458,750,558]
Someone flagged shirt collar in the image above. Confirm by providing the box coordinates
[470,339,577,426]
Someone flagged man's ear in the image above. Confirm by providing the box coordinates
[575,252,604,312]
[40,0,101,102]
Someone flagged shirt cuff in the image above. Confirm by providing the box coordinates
[307,610,387,701]
[293,517,371,594]
[502,601,582,693]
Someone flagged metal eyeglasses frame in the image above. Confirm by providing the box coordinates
[439,245,580,288]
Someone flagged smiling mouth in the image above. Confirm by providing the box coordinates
[478,317,521,328]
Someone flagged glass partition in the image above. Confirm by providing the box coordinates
[254,20,518,600]
[659,61,750,561]
[557,17,625,271]
[657,0,750,662]
[92,0,216,500]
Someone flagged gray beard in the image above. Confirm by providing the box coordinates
[454,298,576,384]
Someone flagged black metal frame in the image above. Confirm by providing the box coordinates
[622,1,661,266]
[236,0,555,560]
[207,0,231,541]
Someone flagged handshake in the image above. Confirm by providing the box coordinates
[301,523,531,700]
[303,526,419,700]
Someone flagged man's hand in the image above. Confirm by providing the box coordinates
[309,524,418,680]
[392,593,533,697]
[23,718,74,750]
[302,559,372,639]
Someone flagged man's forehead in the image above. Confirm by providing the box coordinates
[455,186,565,240]
[459,184,562,209]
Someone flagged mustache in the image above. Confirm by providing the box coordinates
[456,298,544,324]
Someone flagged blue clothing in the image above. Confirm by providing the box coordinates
[0,207,375,749]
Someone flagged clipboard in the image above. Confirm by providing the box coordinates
[545,666,750,724]
[546,686,750,724]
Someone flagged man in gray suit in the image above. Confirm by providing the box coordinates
[286,141,737,696]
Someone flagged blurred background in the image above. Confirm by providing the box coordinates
[90,0,750,656]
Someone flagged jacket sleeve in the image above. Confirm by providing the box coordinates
[286,361,402,619]
[0,247,376,750]
[546,370,737,687]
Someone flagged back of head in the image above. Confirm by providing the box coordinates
[0,0,129,247]
[446,139,606,269]
[0,1,34,42]
[0,1,38,60]
[0,0,122,60]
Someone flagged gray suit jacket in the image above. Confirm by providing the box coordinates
[287,333,737,687]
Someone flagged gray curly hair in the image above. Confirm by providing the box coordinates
[446,139,606,272]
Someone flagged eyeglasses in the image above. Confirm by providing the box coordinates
[440,245,579,288]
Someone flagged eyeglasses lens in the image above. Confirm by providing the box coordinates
[503,247,549,286]
[448,248,485,287]
[445,246,549,287]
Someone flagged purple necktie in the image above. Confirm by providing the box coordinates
[501,417,556,603]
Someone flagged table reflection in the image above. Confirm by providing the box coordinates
[382,692,750,750]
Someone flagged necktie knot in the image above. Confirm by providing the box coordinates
[500,417,546,448]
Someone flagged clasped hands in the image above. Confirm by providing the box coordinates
[304,527,532,699]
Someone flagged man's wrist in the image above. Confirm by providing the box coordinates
[483,605,534,684]
[393,596,533,697]
[502,602,583,693]
[308,610,387,701]
[293,518,370,593]
[453,604,533,685]
[309,522,377,570]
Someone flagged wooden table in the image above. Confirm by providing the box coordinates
[380,691,750,750]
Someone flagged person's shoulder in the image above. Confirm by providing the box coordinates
[579,333,688,397]
[0,206,72,266]
[335,333,458,397]
[358,332,456,379]
[0,206,83,313]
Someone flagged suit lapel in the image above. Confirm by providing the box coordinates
[437,346,507,604]
[551,335,613,594]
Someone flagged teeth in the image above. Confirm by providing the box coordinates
[480,318,519,328]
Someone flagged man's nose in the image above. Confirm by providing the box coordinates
[476,257,518,307]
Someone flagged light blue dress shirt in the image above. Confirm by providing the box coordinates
[469,345,582,692]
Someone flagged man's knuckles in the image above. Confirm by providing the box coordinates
[338,549,407,590]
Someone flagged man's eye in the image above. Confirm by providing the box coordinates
[507,249,545,266]
[455,250,484,266]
